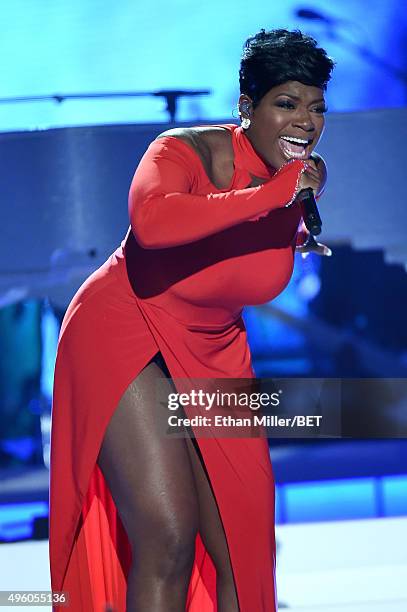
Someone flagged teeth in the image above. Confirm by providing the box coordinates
[280,135,310,145]
[278,138,308,159]
[283,150,307,158]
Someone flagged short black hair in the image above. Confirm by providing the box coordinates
[239,28,335,106]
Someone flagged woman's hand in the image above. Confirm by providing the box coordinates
[247,154,331,256]
[296,154,331,256]
[296,232,332,257]
[248,153,327,194]
[298,153,327,198]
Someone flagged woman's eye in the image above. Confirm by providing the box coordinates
[277,101,295,109]
[276,101,328,113]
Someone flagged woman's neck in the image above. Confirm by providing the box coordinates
[233,126,276,179]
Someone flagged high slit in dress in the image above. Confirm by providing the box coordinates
[49,124,307,611]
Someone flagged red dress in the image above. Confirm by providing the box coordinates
[49,124,306,611]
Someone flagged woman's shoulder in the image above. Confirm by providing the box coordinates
[154,125,236,184]
[155,124,236,144]
[156,125,235,159]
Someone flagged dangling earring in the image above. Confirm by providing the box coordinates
[239,102,251,129]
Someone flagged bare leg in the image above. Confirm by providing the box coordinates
[185,435,240,611]
[97,355,199,612]
[154,352,239,610]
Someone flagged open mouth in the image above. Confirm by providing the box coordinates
[278,135,313,159]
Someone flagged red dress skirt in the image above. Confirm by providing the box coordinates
[49,124,306,611]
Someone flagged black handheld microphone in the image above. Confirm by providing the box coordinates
[295,187,322,236]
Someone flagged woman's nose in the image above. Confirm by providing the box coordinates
[293,107,314,131]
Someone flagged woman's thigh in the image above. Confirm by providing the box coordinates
[96,353,199,570]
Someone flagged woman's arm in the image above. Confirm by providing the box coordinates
[129,136,306,249]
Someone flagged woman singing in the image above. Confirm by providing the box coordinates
[49,28,335,611]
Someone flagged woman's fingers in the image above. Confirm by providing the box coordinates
[320,244,332,256]
[296,241,332,257]
[304,165,320,181]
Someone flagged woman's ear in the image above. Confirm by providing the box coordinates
[238,94,253,115]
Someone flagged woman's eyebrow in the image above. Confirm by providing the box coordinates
[275,93,325,103]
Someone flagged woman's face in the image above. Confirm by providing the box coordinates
[240,80,327,170]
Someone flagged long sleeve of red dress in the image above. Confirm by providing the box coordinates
[129,136,306,249]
